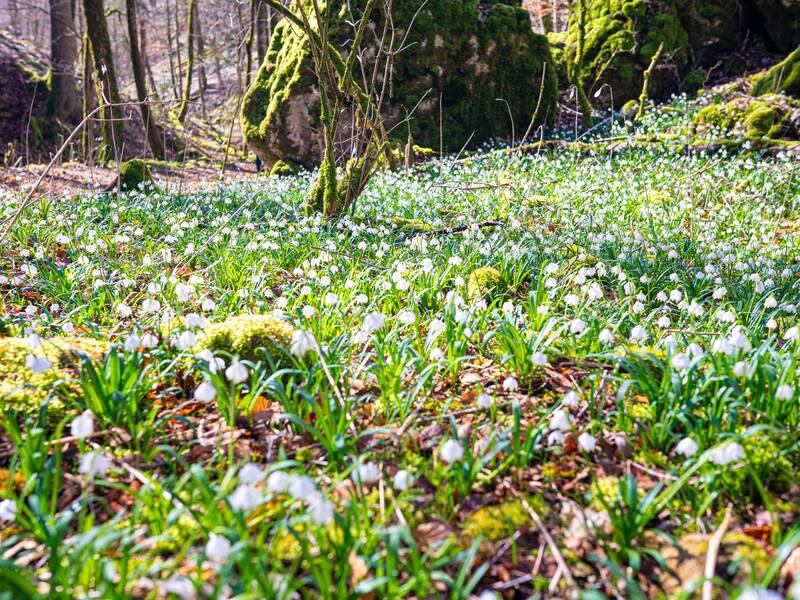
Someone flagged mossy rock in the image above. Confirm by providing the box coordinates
[660,532,771,593]
[389,216,434,234]
[269,159,300,177]
[751,45,800,98]
[119,159,155,191]
[692,94,800,141]
[0,336,108,425]
[197,313,294,364]
[241,0,558,169]
[462,497,546,542]
[466,266,502,299]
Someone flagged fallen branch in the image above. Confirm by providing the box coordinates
[702,504,733,600]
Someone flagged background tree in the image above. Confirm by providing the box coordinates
[126,0,166,158]
[83,0,124,162]
[176,0,196,123]
[48,0,79,125]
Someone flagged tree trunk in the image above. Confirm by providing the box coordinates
[48,0,80,125]
[173,0,184,96]
[255,0,270,66]
[177,0,196,123]
[126,0,165,159]
[244,0,255,89]
[82,0,124,163]
[81,32,96,163]
[139,18,161,103]
[193,0,208,115]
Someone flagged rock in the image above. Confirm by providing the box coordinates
[118,159,154,191]
[693,93,800,142]
[0,30,52,162]
[198,313,294,364]
[565,0,800,106]
[241,0,558,169]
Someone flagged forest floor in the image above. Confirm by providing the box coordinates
[0,90,799,599]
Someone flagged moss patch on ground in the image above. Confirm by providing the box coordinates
[692,93,800,141]
[198,313,294,364]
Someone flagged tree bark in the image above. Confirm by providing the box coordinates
[193,0,208,114]
[244,0,255,89]
[255,0,270,66]
[177,0,196,123]
[81,32,96,163]
[125,0,165,159]
[48,0,80,124]
[82,0,124,163]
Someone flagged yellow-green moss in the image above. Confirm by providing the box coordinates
[462,497,546,541]
[269,159,299,177]
[389,216,434,234]
[197,313,294,364]
[119,159,154,191]
[466,266,502,299]
[751,45,800,98]
[0,336,108,425]
[693,94,800,141]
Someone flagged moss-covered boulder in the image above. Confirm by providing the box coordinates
[466,266,502,299]
[566,0,800,106]
[751,45,800,98]
[119,159,154,191]
[198,313,294,364]
[0,336,107,425]
[692,94,800,141]
[241,0,558,169]
[269,159,300,177]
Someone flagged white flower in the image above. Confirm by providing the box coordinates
[307,494,335,525]
[184,313,206,329]
[630,325,648,343]
[478,592,498,600]
[550,409,571,432]
[353,462,380,485]
[194,381,217,402]
[238,463,264,484]
[784,326,799,342]
[26,333,42,349]
[427,318,446,339]
[205,533,232,563]
[656,315,671,329]
[142,298,161,314]
[161,576,196,600]
[733,361,754,379]
[398,310,416,325]
[79,451,111,478]
[288,475,317,500]
[709,442,744,465]
[547,430,564,446]
[324,292,339,306]
[477,392,492,409]
[26,354,52,374]
[439,439,464,464]
[598,328,614,344]
[570,318,587,335]
[124,334,141,352]
[531,351,549,367]
[70,410,94,439]
[229,483,262,512]
[141,333,159,349]
[764,296,777,309]
[393,469,413,491]
[116,303,132,317]
[675,437,698,457]
[266,470,289,493]
[290,330,318,357]
[737,588,783,600]
[670,353,691,371]
[201,298,217,312]
[0,499,17,522]
[776,384,794,400]
[577,432,596,452]
[225,361,248,384]
[429,348,444,361]
[502,376,519,392]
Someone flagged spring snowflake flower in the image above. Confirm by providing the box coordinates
[26,355,52,374]
[398,310,416,325]
[116,303,133,317]
[478,591,498,600]
[563,391,580,408]
[205,533,232,563]
[670,353,691,371]
[421,258,434,274]
[229,484,262,512]
[225,361,248,384]
[550,409,571,432]
[502,376,519,392]
[0,499,18,522]
[733,361,755,379]
[124,334,141,352]
[657,315,671,329]
[784,326,799,342]
[142,333,159,349]
[429,348,444,361]
[737,589,783,600]
[288,475,317,500]
[709,442,744,465]
[62,322,74,334]
[531,352,549,367]
[775,384,794,400]
[79,451,111,478]
[142,298,161,314]
[307,494,335,525]
[547,430,564,446]
[766,318,777,331]
[578,432,596,452]
[290,330,318,357]
[302,305,316,319]
[194,381,217,402]
[393,469,413,491]
[160,576,196,600]
[440,439,464,464]
[570,318,587,335]
[477,392,493,409]
[70,410,94,439]
[324,292,339,306]
[265,470,289,494]
[630,325,648,343]
[675,437,698,457]
[184,313,206,329]
[712,287,727,300]
[598,328,614,344]
[238,463,264,484]
[201,298,216,311]
[353,462,381,485]
[362,312,386,333]
[687,301,705,317]
[764,296,777,309]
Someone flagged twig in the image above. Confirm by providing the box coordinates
[702,504,733,600]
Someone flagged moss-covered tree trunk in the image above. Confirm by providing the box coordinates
[81,33,97,163]
[574,0,593,129]
[177,0,196,123]
[48,0,80,124]
[82,0,124,163]
[125,0,165,159]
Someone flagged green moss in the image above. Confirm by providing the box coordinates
[462,497,546,541]
[269,159,299,177]
[389,216,434,234]
[119,159,154,191]
[751,45,800,98]
[466,266,502,299]
[0,336,107,425]
[198,313,294,364]
[742,433,794,493]
[692,94,800,141]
